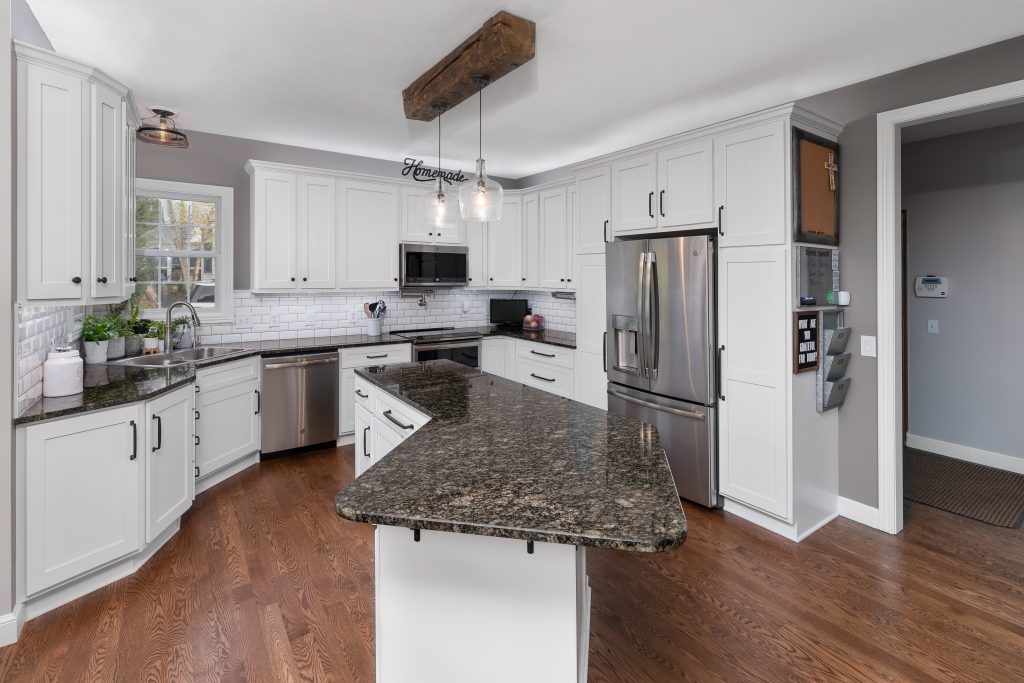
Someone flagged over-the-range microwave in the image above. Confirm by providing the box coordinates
[399,243,469,289]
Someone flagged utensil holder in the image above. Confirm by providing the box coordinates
[366,318,382,336]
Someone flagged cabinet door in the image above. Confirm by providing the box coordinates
[90,83,123,300]
[538,188,569,289]
[354,404,372,478]
[466,221,488,288]
[340,366,356,434]
[520,193,540,288]
[434,214,466,245]
[576,167,610,255]
[297,174,336,289]
[565,185,577,290]
[195,380,260,478]
[339,180,399,288]
[22,63,85,301]
[658,138,714,229]
[146,387,194,543]
[480,338,505,377]
[611,153,657,234]
[575,253,606,358]
[252,169,298,290]
[25,405,141,595]
[718,246,788,519]
[714,120,785,247]
[372,416,405,465]
[399,186,433,243]
[486,197,521,288]
[122,104,137,298]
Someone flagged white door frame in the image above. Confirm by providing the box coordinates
[875,78,1024,534]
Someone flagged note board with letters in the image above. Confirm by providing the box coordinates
[793,311,819,373]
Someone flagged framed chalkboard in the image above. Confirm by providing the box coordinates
[793,312,820,374]
[796,245,839,307]
[793,127,840,245]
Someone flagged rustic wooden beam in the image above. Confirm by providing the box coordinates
[402,11,535,121]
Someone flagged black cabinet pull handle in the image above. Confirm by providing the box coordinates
[383,409,414,430]
[195,410,200,420]
[366,353,387,359]
[603,332,607,373]
[255,389,261,415]
[195,465,200,478]
[530,349,556,358]
[659,190,665,217]
[129,420,137,460]
[194,384,200,393]
[648,192,654,218]
[530,372,556,383]
[72,276,81,284]
[355,389,368,398]
[717,345,725,401]
[604,219,610,243]
[717,205,724,237]
[152,414,162,452]
[194,434,200,446]
[363,426,370,458]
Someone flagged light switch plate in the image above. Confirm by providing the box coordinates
[234,314,253,328]
[927,319,939,334]
[860,335,877,357]
[304,312,316,326]
[267,313,281,327]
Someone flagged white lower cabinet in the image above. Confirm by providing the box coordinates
[353,378,430,478]
[339,344,412,436]
[194,358,261,481]
[24,405,143,595]
[354,403,373,477]
[574,253,608,410]
[145,387,195,543]
[480,337,515,379]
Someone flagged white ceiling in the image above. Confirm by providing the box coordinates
[27,0,1024,178]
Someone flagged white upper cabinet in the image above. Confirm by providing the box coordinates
[657,138,714,230]
[486,197,522,288]
[466,220,488,288]
[399,186,465,245]
[575,166,610,254]
[538,188,570,289]
[520,193,540,288]
[714,120,785,247]
[250,167,298,290]
[338,180,399,289]
[122,102,138,298]
[611,153,657,234]
[297,174,336,289]
[16,43,135,305]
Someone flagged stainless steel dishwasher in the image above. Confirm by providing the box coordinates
[261,352,339,455]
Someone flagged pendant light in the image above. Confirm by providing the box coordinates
[423,103,457,229]
[136,108,189,148]
[458,75,503,222]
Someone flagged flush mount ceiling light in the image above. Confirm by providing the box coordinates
[424,103,457,229]
[136,108,189,148]
[458,75,503,223]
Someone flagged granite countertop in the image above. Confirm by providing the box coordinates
[479,326,576,349]
[15,364,195,426]
[335,360,686,552]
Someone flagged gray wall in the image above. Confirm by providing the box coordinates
[135,131,517,290]
[11,0,50,49]
[797,34,1024,507]
[903,122,1024,461]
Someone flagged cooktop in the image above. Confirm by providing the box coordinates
[392,327,484,343]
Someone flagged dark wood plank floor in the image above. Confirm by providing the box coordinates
[0,445,1021,682]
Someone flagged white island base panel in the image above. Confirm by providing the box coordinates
[375,525,592,683]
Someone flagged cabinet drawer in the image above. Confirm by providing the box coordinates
[516,341,574,369]
[374,390,429,438]
[195,356,259,395]
[341,343,411,369]
[354,374,374,409]
[516,358,575,399]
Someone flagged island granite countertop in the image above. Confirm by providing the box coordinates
[335,359,686,552]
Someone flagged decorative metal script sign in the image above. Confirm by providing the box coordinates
[402,158,467,185]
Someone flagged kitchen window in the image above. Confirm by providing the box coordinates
[134,179,234,323]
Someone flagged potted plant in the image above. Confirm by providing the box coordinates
[105,313,127,359]
[81,315,114,364]
[171,316,194,349]
[143,320,166,354]
[124,296,145,357]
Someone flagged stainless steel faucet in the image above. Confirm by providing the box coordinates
[165,301,201,350]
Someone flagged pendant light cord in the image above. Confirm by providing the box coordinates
[437,112,443,196]
[478,84,483,160]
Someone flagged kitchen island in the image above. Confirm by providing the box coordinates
[335,360,686,682]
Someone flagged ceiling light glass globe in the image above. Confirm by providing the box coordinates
[423,188,457,229]
[459,159,503,222]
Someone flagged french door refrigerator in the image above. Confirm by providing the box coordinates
[606,234,721,507]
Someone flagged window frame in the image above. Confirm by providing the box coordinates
[134,178,234,324]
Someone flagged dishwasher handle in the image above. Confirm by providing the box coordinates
[263,357,339,371]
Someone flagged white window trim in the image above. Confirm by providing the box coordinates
[135,178,234,325]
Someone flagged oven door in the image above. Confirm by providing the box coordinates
[414,341,480,368]
[400,244,468,287]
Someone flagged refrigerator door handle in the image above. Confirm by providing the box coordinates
[636,251,648,378]
[607,389,707,421]
[647,252,659,381]
[717,345,726,401]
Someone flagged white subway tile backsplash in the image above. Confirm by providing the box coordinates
[15,305,85,416]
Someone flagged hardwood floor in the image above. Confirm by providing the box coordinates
[0,446,1021,682]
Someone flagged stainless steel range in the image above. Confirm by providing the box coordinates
[393,327,482,368]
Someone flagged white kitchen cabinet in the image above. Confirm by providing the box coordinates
[24,405,142,595]
[338,179,399,288]
[250,167,298,290]
[486,197,522,288]
[122,102,138,298]
[575,166,610,254]
[372,416,406,462]
[718,246,788,518]
[515,340,575,399]
[466,220,488,288]
[400,186,465,245]
[538,188,571,289]
[195,358,260,480]
[16,42,135,306]
[714,120,785,247]
[145,386,194,543]
[339,344,412,435]
[611,153,657,234]
[574,253,607,410]
[481,337,512,378]
[297,174,337,288]
[354,403,373,477]
[657,138,714,230]
[520,193,540,288]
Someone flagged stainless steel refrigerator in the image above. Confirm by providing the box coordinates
[605,234,721,507]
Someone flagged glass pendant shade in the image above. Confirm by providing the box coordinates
[423,187,458,229]
[136,108,189,148]
[459,158,503,222]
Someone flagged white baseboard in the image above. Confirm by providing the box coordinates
[0,603,25,647]
[336,434,354,447]
[722,498,838,542]
[906,434,1024,475]
[195,453,259,495]
[838,496,880,529]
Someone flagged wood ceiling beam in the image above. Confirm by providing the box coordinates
[402,11,535,122]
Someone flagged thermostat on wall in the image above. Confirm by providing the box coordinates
[914,275,949,298]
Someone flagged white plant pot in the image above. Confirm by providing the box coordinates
[83,340,109,365]
[143,338,159,353]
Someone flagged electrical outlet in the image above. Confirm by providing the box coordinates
[304,312,316,326]
[927,319,939,334]
[860,335,877,357]
[234,314,253,328]
[267,313,281,327]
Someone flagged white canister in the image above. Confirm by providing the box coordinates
[43,347,84,397]
[366,318,382,336]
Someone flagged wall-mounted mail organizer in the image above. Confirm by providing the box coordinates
[817,310,851,413]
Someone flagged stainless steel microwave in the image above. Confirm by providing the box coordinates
[399,244,469,288]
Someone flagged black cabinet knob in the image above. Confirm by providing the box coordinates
[393,277,398,282]
[429,232,433,236]
[302,277,308,282]
[468,278,473,282]
[560,278,565,282]
[71,276,81,284]
[97,276,108,284]
[290,277,295,282]
[489,277,494,281]
[129,277,138,282]
[567,278,572,282]
[521,277,526,282]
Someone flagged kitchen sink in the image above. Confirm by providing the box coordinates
[112,347,248,367]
